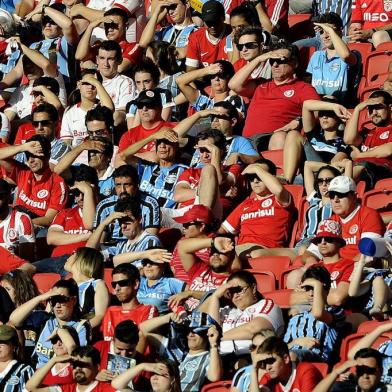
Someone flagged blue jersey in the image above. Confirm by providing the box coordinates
[180,352,210,392]
[379,339,392,385]
[190,135,258,167]
[78,279,99,316]
[137,276,186,313]
[24,311,88,368]
[94,193,160,240]
[98,166,115,197]
[0,361,34,392]
[159,72,187,121]
[138,160,188,208]
[232,365,252,392]
[155,24,198,48]
[192,93,246,118]
[102,230,161,267]
[284,308,344,362]
[307,50,361,104]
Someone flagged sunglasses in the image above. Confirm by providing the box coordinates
[49,295,72,306]
[356,365,377,376]
[81,81,95,87]
[117,217,136,225]
[313,236,338,245]
[156,138,177,146]
[42,16,56,26]
[71,360,92,369]
[182,221,202,229]
[104,22,119,30]
[244,174,261,182]
[257,357,277,368]
[50,335,62,345]
[328,191,352,199]
[227,285,248,295]
[316,177,334,185]
[111,278,133,289]
[368,104,387,113]
[32,120,52,127]
[198,147,210,154]
[236,42,259,51]
[70,189,82,198]
[165,4,177,11]
[87,128,107,137]
[302,285,314,292]
[136,102,158,110]
[268,57,290,65]
[32,91,44,97]
[205,20,219,28]
[318,110,336,118]
[141,260,161,267]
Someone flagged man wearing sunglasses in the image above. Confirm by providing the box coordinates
[253,336,322,392]
[230,40,319,151]
[344,90,392,188]
[314,348,386,392]
[102,264,158,342]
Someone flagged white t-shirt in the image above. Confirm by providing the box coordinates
[219,298,284,355]
[0,112,10,140]
[101,73,136,110]
[60,104,88,148]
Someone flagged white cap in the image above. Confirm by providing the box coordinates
[328,176,356,194]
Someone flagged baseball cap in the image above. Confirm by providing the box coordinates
[0,325,17,342]
[174,205,213,225]
[0,179,11,194]
[188,311,221,334]
[311,219,345,245]
[131,89,162,108]
[328,176,356,194]
[201,0,225,23]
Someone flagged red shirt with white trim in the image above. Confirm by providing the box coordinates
[320,258,354,288]
[185,26,231,69]
[176,165,242,207]
[118,121,176,153]
[259,362,322,392]
[0,208,35,254]
[51,381,115,392]
[351,0,392,30]
[8,166,68,217]
[222,194,295,247]
[356,125,392,170]
[101,303,158,341]
[50,206,90,257]
[330,205,385,260]
[14,123,36,145]
[243,79,319,137]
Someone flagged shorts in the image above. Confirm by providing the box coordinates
[249,133,273,153]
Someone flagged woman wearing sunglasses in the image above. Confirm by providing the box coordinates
[9,279,89,369]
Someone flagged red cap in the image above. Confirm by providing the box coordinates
[174,205,213,225]
[311,220,345,244]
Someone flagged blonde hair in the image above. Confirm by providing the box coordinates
[74,247,104,279]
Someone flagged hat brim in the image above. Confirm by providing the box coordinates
[131,99,162,107]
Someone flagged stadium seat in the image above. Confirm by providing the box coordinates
[356,181,366,200]
[246,269,276,292]
[284,185,304,210]
[263,289,293,309]
[261,149,284,175]
[280,266,302,289]
[375,178,392,191]
[104,268,114,292]
[373,41,392,53]
[348,42,373,74]
[287,14,313,41]
[364,51,392,88]
[362,189,392,220]
[311,362,329,377]
[201,381,231,392]
[340,333,392,361]
[248,256,292,279]
[293,197,310,245]
[33,273,62,294]
[357,319,392,334]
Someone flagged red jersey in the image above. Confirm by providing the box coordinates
[8,166,67,217]
[118,121,176,153]
[50,206,90,257]
[120,41,142,64]
[260,362,322,392]
[321,258,354,288]
[0,208,34,254]
[171,238,210,283]
[42,364,73,386]
[185,26,231,68]
[351,0,392,30]
[188,261,229,292]
[331,205,385,260]
[101,304,157,341]
[243,79,319,137]
[56,381,114,392]
[14,123,35,145]
[356,125,392,170]
[222,194,295,247]
[176,165,242,207]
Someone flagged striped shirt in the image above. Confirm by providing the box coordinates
[159,72,187,122]
[378,339,392,384]
[155,23,198,48]
[0,360,34,392]
[192,93,246,118]
[94,193,160,240]
[312,0,352,35]
[180,352,210,392]
[232,365,252,392]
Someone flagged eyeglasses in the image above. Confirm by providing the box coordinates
[318,110,335,118]
[268,57,290,66]
[104,22,119,30]
[198,147,210,154]
[136,102,157,110]
[210,114,230,121]
[42,16,56,26]
[316,177,334,185]
[32,120,52,127]
[205,20,219,28]
[111,278,133,289]
[71,359,92,369]
[313,236,338,245]
[227,285,249,296]
[32,91,44,97]
[236,42,259,51]
[49,295,72,306]
[164,4,177,11]
[302,285,314,292]
[368,104,387,113]
[257,357,277,368]
[356,365,377,376]
[244,174,261,183]
[50,335,62,345]
[141,260,161,267]
[81,82,95,87]
[182,221,201,229]
[117,217,136,225]
[156,138,177,146]
[70,189,82,198]
[328,191,352,199]
[87,128,108,137]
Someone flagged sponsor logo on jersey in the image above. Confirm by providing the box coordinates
[364,12,390,22]
[284,90,295,97]
[384,0,392,12]
[380,131,390,139]
[349,224,358,235]
[330,271,340,281]
[261,198,273,208]
[241,207,275,221]
[19,190,46,210]
[37,189,49,199]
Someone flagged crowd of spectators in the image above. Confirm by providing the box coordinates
[0,0,391,391]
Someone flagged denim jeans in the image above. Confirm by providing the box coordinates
[33,254,70,279]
